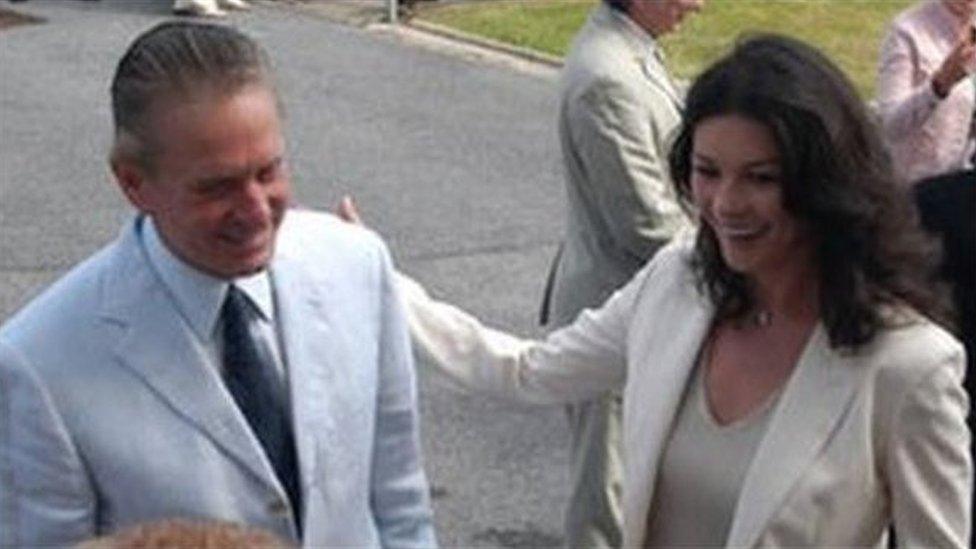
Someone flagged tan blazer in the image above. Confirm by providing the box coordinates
[400,240,971,547]
[542,2,688,326]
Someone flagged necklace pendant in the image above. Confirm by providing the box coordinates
[755,310,773,328]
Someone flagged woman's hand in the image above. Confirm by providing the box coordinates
[336,195,364,225]
[932,25,976,98]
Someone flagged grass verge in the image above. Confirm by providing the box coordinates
[416,0,913,97]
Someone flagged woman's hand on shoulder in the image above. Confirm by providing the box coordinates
[336,195,364,226]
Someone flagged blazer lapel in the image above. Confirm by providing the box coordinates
[101,220,280,490]
[725,325,863,547]
[624,273,713,547]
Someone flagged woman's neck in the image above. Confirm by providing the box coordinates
[748,258,820,325]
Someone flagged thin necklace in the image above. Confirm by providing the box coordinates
[753,309,773,328]
[733,309,773,330]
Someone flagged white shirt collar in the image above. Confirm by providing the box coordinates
[604,2,662,58]
[141,217,275,342]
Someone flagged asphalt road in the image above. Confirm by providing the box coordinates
[0,1,571,546]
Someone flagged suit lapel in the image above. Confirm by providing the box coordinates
[640,53,684,113]
[270,253,340,496]
[101,219,280,491]
[725,325,862,547]
[592,3,684,111]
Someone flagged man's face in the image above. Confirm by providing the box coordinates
[628,0,704,37]
[115,85,291,279]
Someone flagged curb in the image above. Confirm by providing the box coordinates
[285,0,563,73]
[405,18,564,69]
[285,0,386,27]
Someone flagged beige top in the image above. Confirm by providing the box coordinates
[644,359,781,547]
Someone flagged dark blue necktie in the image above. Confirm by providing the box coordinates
[221,285,302,531]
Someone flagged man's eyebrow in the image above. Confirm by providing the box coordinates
[195,170,245,187]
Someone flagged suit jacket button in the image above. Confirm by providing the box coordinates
[268,498,289,515]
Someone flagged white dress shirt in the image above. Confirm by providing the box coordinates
[140,217,287,379]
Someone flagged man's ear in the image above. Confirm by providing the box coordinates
[110,155,152,213]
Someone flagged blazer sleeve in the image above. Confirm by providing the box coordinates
[369,245,438,549]
[0,339,96,546]
[886,352,971,548]
[397,255,656,405]
[567,77,685,261]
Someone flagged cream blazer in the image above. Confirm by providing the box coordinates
[400,240,971,547]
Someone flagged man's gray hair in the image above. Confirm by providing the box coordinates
[603,0,630,12]
[110,21,276,170]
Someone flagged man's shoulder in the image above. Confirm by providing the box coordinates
[566,25,637,78]
[0,232,131,354]
[275,208,389,268]
[566,9,642,70]
[561,26,652,110]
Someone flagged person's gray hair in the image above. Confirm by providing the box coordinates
[110,21,276,171]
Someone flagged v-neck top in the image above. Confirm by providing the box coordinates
[643,358,782,547]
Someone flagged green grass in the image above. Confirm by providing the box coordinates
[417,0,913,97]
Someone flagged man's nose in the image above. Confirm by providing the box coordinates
[235,180,272,223]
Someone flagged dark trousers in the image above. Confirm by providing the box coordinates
[913,169,975,382]
[913,168,975,541]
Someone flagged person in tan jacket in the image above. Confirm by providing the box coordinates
[540,1,702,545]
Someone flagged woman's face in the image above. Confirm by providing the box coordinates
[690,114,814,279]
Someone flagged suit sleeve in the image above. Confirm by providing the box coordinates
[886,351,971,548]
[567,77,685,262]
[397,252,656,405]
[369,244,438,549]
[0,339,96,546]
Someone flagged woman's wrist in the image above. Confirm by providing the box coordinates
[930,72,951,99]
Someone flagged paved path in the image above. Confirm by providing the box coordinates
[0,0,571,546]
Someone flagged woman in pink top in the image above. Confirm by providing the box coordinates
[877,0,975,183]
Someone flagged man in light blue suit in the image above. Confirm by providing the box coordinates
[0,22,436,547]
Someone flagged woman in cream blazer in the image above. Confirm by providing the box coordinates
[389,35,971,547]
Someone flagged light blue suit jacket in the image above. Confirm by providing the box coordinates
[0,210,436,547]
